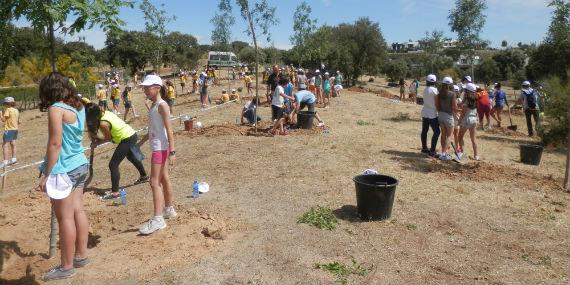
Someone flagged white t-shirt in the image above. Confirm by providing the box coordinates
[149,99,169,151]
[421,86,438,119]
[271,85,285,107]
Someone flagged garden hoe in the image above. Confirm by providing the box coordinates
[507,104,518,131]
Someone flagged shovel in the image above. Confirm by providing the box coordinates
[507,104,518,131]
[84,147,95,187]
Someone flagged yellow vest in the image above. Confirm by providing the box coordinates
[100,111,135,144]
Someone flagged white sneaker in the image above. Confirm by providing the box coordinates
[138,217,166,235]
[0,160,7,168]
[439,153,452,161]
[9,158,17,165]
[457,152,464,160]
[163,206,178,219]
[317,122,325,127]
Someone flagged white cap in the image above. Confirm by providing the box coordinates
[231,89,236,92]
[324,72,329,75]
[522,80,531,86]
[442,76,453,85]
[453,85,460,92]
[46,173,73,200]
[2,97,15,103]
[336,71,340,74]
[222,89,227,92]
[315,69,320,73]
[465,83,477,92]
[463,76,472,82]
[426,74,437,83]
[140,75,163,87]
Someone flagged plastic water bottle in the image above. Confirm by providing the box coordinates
[192,181,200,198]
[119,189,127,205]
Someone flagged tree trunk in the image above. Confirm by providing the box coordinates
[243,8,259,132]
[565,105,570,192]
[48,20,56,72]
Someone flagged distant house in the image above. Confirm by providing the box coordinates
[390,41,422,53]
[443,40,458,48]
[454,54,481,70]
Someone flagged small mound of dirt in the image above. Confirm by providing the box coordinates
[485,126,528,138]
[347,86,398,100]
[427,160,563,191]
[176,122,330,138]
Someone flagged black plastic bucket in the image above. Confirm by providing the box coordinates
[520,144,544,166]
[297,111,315,129]
[353,175,398,220]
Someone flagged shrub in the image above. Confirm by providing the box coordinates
[539,74,569,147]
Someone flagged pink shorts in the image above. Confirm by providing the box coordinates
[151,150,169,164]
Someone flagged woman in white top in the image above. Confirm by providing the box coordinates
[420,74,440,156]
[138,75,177,235]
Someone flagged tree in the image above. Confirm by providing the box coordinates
[526,0,570,82]
[501,40,508,47]
[210,0,235,51]
[382,59,408,83]
[420,30,444,73]
[448,0,488,80]
[140,0,175,73]
[7,0,133,72]
[492,48,526,80]
[162,32,200,69]
[231,40,250,54]
[235,0,278,130]
[108,31,157,75]
[61,41,98,67]
[474,57,498,85]
[289,1,317,66]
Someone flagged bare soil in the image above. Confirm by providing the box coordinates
[0,76,568,285]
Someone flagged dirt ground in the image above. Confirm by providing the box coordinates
[0,75,568,285]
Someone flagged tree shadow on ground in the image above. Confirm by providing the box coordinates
[479,134,532,145]
[0,264,40,285]
[0,240,36,274]
[381,149,435,174]
[333,205,363,223]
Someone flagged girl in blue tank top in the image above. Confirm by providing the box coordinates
[36,72,90,282]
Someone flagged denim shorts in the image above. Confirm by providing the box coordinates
[68,164,89,190]
[3,130,18,142]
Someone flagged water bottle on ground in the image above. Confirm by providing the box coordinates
[192,181,200,198]
[120,188,127,205]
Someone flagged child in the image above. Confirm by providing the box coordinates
[37,72,90,281]
[139,75,177,235]
[490,83,508,127]
[96,84,108,111]
[229,89,240,103]
[420,74,440,156]
[323,72,331,107]
[241,98,261,125]
[284,79,295,123]
[244,73,252,95]
[165,80,176,116]
[435,77,458,161]
[192,71,199,94]
[111,84,121,115]
[122,84,139,121]
[199,74,209,108]
[476,86,491,129]
[458,83,479,160]
[398,78,407,101]
[270,77,295,135]
[218,90,230,104]
[453,85,463,154]
[314,70,323,104]
[179,70,187,95]
[0,97,19,167]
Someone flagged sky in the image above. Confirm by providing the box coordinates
[16,0,554,50]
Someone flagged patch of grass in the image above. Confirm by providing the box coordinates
[298,206,338,230]
[314,260,369,285]
[406,223,417,231]
[356,119,374,126]
[390,112,411,122]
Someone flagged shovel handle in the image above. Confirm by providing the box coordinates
[507,104,514,125]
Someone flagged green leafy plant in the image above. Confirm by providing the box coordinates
[356,120,374,126]
[314,260,369,284]
[406,223,417,231]
[298,206,338,230]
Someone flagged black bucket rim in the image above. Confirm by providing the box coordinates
[353,174,399,188]
[298,110,316,115]
[520,144,544,150]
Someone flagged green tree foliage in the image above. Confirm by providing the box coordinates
[289,1,317,65]
[492,48,526,80]
[539,74,569,147]
[474,57,499,85]
[210,0,235,51]
[382,59,408,83]
[139,0,175,72]
[448,0,488,51]
[7,0,133,71]
[231,41,250,54]
[238,46,266,66]
[106,31,157,75]
[526,0,570,82]
[162,32,200,69]
[501,40,508,47]
[61,41,98,67]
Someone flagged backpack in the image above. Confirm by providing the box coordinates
[526,90,538,109]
